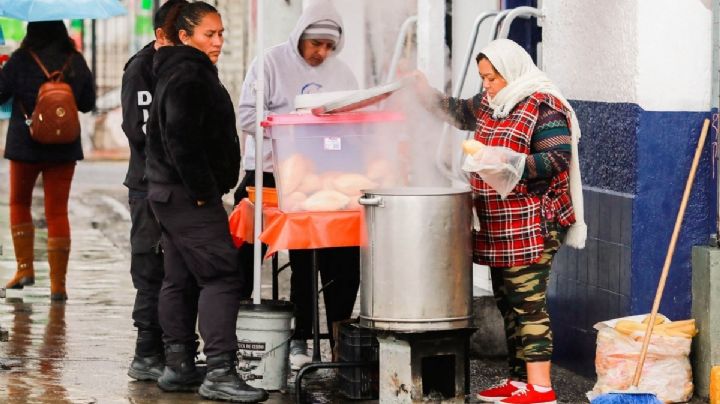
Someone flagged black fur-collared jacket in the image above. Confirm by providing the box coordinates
[145,45,240,202]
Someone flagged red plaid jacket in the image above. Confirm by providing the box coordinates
[444,92,575,266]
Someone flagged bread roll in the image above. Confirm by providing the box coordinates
[321,171,342,191]
[462,139,484,155]
[283,191,307,211]
[279,154,313,194]
[302,190,350,211]
[333,173,378,196]
[298,173,322,194]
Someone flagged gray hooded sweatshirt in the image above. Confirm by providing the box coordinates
[237,1,359,172]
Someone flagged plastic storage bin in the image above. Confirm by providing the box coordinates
[262,111,407,212]
[337,321,379,400]
[246,186,278,206]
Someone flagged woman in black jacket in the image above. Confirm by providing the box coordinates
[0,21,95,301]
[145,2,267,402]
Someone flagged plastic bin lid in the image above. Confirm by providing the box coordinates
[311,78,409,115]
[261,111,405,127]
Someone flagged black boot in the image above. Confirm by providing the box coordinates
[157,343,203,392]
[128,330,164,381]
[198,352,269,403]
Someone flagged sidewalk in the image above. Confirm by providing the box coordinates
[0,159,700,403]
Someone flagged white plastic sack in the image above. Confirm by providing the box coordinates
[461,145,525,199]
[588,315,694,403]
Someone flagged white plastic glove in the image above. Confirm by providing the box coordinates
[462,145,526,198]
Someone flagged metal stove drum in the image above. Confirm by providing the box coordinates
[357,187,474,403]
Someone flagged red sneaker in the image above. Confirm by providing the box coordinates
[476,379,526,402]
[498,384,557,404]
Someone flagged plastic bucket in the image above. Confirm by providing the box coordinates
[236,299,294,391]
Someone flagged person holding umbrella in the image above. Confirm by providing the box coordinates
[120,0,188,382]
[235,0,360,370]
[145,1,267,402]
[0,21,95,301]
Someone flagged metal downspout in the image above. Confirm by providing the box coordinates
[475,7,543,94]
[443,11,497,182]
[488,9,512,42]
[496,6,543,41]
[385,15,418,84]
[454,11,498,98]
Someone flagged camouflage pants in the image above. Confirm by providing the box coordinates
[490,222,566,381]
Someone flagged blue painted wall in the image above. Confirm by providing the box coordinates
[550,188,633,377]
[632,112,714,318]
[571,101,640,193]
[549,100,714,376]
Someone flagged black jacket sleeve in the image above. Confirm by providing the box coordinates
[441,93,483,132]
[163,79,218,201]
[121,57,152,149]
[68,52,96,113]
[0,55,16,104]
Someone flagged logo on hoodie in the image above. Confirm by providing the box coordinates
[301,82,322,94]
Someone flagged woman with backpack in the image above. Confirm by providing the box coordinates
[0,21,96,301]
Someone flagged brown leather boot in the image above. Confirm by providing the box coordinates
[47,237,71,301]
[6,223,35,289]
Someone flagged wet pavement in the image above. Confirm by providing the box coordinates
[0,160,706,403]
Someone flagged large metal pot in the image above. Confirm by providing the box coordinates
[358,187,473,331]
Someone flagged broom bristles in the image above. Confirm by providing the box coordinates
[590,392,663,404]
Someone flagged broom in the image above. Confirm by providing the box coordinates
[591,118,710,404]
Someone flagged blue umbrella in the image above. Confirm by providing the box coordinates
[0,0,127,22]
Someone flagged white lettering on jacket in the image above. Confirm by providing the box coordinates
[138,91,152,135]
[137,91,152,106]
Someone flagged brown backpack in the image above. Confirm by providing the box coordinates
[20,51,81,145]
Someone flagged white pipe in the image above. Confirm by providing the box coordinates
[385,15,417,84]
[473,9,512,95]
[474,7,539,94]
[252,0,264,306]
[445,11,498,182]
[453,11,497,99]
[497,6,543,40]
[488,9,512,42]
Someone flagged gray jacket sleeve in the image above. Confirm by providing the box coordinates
[237,58,263,134]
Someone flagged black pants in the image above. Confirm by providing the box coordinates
[234,170,275,299]
[148,182,243,357]
[289,247,360,346]
[128,193,164,354]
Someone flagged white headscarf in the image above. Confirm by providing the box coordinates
[481,39,586,249]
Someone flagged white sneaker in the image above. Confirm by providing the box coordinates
[289,340,312,370]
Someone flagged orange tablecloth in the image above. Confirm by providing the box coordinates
[228,198,365,258]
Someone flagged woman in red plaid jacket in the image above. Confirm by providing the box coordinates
[414,39,586,404]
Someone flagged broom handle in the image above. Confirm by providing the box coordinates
[631,118,710,387]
